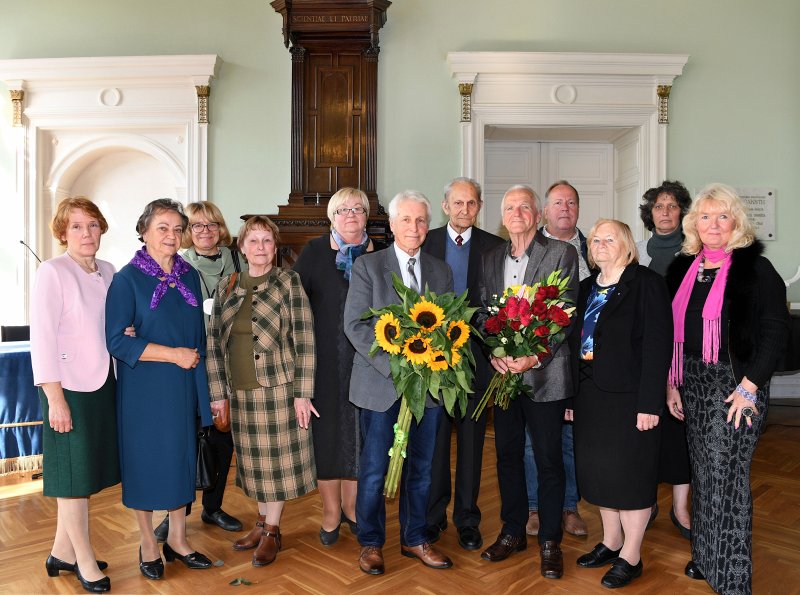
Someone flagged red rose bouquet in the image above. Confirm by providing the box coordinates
[472,270,575,420]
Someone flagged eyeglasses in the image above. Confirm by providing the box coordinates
[191,222,220,232]
[334,207,366,216]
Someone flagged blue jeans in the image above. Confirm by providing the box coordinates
[525,423,579,510]
[356,400,442,548]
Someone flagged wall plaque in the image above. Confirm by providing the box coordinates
[737,187,776,240]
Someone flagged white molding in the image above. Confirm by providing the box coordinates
[448,52,688,235]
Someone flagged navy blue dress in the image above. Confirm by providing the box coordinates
[106,263,212,510]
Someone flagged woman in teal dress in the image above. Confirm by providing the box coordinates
[105,199,213,580]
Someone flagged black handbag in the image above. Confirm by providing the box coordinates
[196,428,218,490]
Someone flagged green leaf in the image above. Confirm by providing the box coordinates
[405,373,426,423]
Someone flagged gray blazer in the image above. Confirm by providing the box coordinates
[344,246,454,412]
[478,231,579,403]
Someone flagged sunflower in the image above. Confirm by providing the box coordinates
[409,298,445,333]
[450,349,462,366]
[447,320,470,349]
[402,333,433,365]
[375,313,402,354]
[427,350,449,372]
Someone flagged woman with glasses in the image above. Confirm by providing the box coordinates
[293,188,386,545]
[151,202,245,541]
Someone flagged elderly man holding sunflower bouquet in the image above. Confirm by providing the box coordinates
[344,190,455,576]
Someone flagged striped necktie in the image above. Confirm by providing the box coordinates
[407,257,420,293]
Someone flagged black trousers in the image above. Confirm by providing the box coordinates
[494,397,567,544]
[187,426,234,515]
[426,396,487,529]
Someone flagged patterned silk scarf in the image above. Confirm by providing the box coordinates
[332,228,369,281]
[130,247,198,310]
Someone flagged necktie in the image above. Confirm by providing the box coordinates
[407,257,420,293]
[456,235,463,246]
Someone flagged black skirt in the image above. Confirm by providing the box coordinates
[574,361,661,510]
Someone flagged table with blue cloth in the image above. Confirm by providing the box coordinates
[0,341,42,474]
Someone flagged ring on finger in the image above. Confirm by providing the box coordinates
[741,406,755,418]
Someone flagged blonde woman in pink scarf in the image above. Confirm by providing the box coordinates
[664,184,789,595]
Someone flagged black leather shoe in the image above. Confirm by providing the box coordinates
[163,542,212,569]
[685,560,705,580]
[577,543,622,568]
[670,507,692,540]
[74,565,110,593]
[480,533,527,562]
[45,555,108,576]
[153,514,169,542]
[425,519,447,544]
[201,508,243,532]
[457,526,483,550]
[601,558,643,588]
[319,524,340,546]
[139,547,164,580]
[341,510,359,536]
[540,540,564,579]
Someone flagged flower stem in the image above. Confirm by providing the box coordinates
[384,398,412,498]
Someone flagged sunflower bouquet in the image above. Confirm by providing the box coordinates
[364,273,477,497]
[472,270,575,420]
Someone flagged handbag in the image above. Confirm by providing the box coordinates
[196,428,218,490]
[212,272,239,433]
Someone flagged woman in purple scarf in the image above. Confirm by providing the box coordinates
[665,184,789,595]
[106,199,213,580]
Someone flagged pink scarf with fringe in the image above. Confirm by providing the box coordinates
[668,247,732,387]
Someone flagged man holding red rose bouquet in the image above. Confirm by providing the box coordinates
[477,185,579,580]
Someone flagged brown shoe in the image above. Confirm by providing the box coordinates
[540,540,563,579]
[562,510,588,537]
[480,533,527,562]
[252,524,281,567]
[526,510,539,536]
[400,542,453,569]
[359,546,385,575]
[233,515,265,551]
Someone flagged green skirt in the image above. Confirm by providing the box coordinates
[38,370,121,497]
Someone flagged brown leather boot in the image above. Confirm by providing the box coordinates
[252,524,281,567]
[233,515,265,551]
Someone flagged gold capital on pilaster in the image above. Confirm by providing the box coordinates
[196,85,210,124]
[10,90,24,127]
[657,85,671,124]
[458,83,473,123]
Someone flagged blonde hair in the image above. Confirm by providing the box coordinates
[51,197,108,246]
[681,183,755,255]
[327,188,370,227]
[586,219,639,268]
[182,201,233,249]
[237,216,281,250]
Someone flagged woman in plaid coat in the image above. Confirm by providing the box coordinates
[206,216,317,567]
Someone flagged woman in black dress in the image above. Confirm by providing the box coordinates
[665,184,788,594]
[573,219,672,589]
[293,187,386,545]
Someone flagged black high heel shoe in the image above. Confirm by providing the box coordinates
[670,506,692,540]
[139,546,164,580]
[74,564,111,594]
[319,523,341,546]
[163,542,212,569]
[45,555,108,576]
[341,510,359,536]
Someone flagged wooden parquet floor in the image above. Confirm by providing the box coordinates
[1,425,798,595]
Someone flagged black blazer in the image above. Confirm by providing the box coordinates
[422,225,504,395]
[575,264,673,415]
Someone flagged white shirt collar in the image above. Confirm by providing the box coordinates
[542,226,578,242]
[447,223,473,244]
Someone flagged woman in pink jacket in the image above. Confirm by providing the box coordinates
[30,197,120,594]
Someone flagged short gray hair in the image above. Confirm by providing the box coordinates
[444,177,482,202]
[388,190,432,222]
[136,198,188,242]
[500,184,541,215]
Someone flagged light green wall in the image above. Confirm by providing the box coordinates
[1,0,798,299]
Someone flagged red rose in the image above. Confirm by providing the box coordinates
[518,297,530,312]
[534,325,551,337]
[505,296,520,318]
[546,305,571,327]
[535,287,548,301]
[510,319,521,331]
[498,308,508,323]
[485,316,501,334]
[531,300,547,317]
[519,310,532,327]
[545,285,560,299]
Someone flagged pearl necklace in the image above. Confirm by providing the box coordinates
[597,268,623,286]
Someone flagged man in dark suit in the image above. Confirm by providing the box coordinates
[422,177,504,551]
[478,184,579,580]
[344,190,455,576]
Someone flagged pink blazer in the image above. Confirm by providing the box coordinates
[30,253,116,392]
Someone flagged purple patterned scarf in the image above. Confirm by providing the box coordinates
[130,247,198,310]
